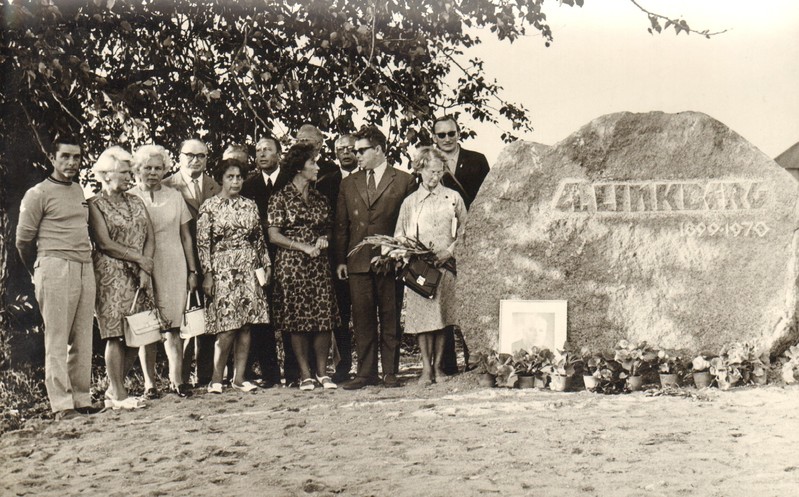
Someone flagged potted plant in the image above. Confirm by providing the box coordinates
[613,340,657,392]
[495,353,518,388]
[472,350,499,387]
[691,355,713,388]
[708,343,751,390]
[531,347,554,389]
[749,351,770,386]
[513,349,535,389]
[582,348,625,393]
[781,344,799,384]
[544,347,583,392]
[656,349,688,388]
[581,348,603,391]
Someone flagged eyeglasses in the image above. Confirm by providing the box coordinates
[336,146,354,153]
[181,152,207,160]
[354,145,375,155]
[435,131,458,139]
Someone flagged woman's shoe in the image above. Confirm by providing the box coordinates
[231,381,258,393]
[315,376,338,390]
[299,379,316,391]
[103,392,146,410]
[171,383,192,398]
[142,387,159,400]
[206,383,223,394]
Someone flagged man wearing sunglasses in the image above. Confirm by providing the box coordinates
[431,115,490,210]
[164,138,221,387]
[334,126,414,389]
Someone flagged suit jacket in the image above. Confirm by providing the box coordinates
[442,147,490,209]
[334,165,414,273]
[163,171,221,221]
[241,172,275,221]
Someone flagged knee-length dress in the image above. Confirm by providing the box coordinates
[91,193,154,339]
[197,195,270,334]
[130,185,191,329]
[394,185,467,334]
[267,183,339,334]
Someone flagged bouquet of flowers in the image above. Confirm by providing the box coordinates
[348,235,456,274]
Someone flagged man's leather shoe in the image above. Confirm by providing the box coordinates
[342,377,378,390]
[382,374,400,388]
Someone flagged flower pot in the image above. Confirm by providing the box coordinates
[477,373,496,388]
[533,374,548,389]
[752,373,768,386]
[692,371,712,389]
[627,375,644,392]
[717,376,739,391]
[517,375,535,389]
[549,374,570,392]
[659,373,679,389]
[583,375,600,391]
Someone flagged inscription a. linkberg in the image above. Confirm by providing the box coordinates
[552,180,767,213]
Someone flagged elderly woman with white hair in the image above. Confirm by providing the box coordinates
[129,144,198,399]
[88,145,157,409]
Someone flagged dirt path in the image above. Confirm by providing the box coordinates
[2,375,798,497]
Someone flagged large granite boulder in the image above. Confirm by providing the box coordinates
[455,111,799,356]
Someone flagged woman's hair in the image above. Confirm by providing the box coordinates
[273,143,316,192]
[92,146,133,184]
[211,158,248,183]
[131,144,172,173]
[411,146,447,174]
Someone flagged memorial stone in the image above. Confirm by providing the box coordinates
[456,111,799,356]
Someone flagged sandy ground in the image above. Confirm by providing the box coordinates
[2,372,799,497]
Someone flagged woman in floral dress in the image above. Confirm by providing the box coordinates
[197,159,271,394]
[268,143,340,391]
[88,146,157,409]
[395,147,467,386]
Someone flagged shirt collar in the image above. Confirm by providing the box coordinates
[262,169,280,185]
[180,168,201,188]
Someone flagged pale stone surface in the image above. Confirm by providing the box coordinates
[455,111,799,356]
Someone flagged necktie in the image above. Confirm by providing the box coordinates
[367,170,376,204]
[267,178,273,190]
[192,178,201,200]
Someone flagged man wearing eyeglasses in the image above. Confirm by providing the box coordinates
[431,116,489,376]
[432,115,490,210]
[335,126,414,389]
[164,138,221,387]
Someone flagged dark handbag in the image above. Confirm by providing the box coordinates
[401,257,442,299]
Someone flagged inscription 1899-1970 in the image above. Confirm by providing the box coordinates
[552,180,767,214]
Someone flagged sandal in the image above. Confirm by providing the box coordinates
[315,376,338,390]
[206,383,223,394]
[231,381,258,393]
[103,392,146,410]
[299,379,316,391]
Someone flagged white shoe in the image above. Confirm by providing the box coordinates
[206,383,223,394]
[316,376,338,390]
[231,381,258,393]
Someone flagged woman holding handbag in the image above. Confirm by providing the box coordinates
[130,144,198,398]
[89,146,161,409]
[394,147,467,386]
[197,159,271,394]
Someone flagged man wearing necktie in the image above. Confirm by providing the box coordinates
[240,136,283,387]
[334,126,414,389]
[163,138,221,386]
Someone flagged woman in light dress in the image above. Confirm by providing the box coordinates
[394,147,467,386]
[130,144,198,398]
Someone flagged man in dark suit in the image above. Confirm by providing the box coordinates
[163,138,221,387]
[239,136,282,388]
[432,115,490,210]
[432,116,491,375]
[335,126,414,389]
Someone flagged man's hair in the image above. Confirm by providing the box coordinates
[296,124,324,142]
[335,134,355,147]
[222,143,248,161]
[256,135,282,154]
[432,115,460,133]
[353,125,387,153]
[50,134,81,155]
[178,138,207,153]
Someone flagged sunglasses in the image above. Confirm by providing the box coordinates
[181,152,207,160]
[354,145,375,155]
[435,131,457,139]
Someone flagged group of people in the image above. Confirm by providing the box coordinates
[15,116,490,419]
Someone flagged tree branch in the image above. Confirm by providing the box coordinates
[628,0,727,37]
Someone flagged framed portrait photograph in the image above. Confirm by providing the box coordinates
[498,300,568,354]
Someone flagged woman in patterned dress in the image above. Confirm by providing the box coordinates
[130,144,198,398]
[88,146,157,409]
[268,143,340,391]
[395,147,467,386]
[197,159,271,394]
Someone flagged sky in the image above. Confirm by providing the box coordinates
[459,0,799,163]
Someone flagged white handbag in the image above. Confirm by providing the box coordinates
[180,291,206,339]
[124,288,164,347]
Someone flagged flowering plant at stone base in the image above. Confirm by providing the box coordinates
[543,347,583,378]
[472,350,499,376]
[708,342,757,389]
[656,349,689,376]
[494,353,518,388]
[513,346,554,376]
[348,235,455,274]
[613,340,657,377]
[691,355,712,372]
[781,345,799,384]
[582,347,626,394]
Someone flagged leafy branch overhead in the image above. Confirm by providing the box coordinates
[1,0,723,170]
